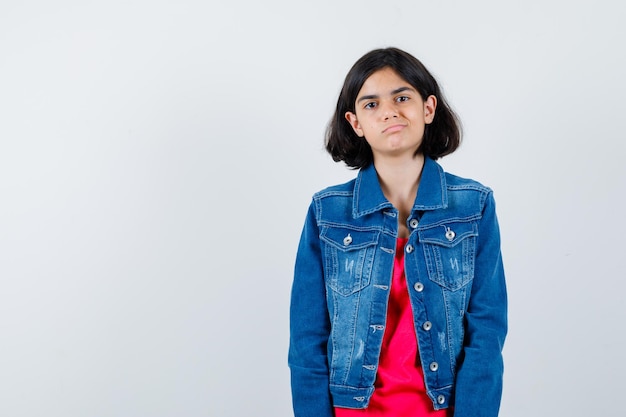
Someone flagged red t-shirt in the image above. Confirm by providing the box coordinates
[335,238,452,417]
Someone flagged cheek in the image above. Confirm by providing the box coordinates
[353,116,372,133]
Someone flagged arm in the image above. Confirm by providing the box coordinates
[288,201,334,417]
[454,192,508,417]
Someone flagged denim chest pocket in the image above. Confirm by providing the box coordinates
[320,226,380,296]
[419,221,478,291]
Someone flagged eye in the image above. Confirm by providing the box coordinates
[396,95,410,103]
[364,101,377,109]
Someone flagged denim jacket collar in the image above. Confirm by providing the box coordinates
[353,156,449,218]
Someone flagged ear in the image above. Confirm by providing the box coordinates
[424,95,437,124]
[345,111,364,137]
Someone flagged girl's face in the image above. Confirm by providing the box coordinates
[345,67,436,162]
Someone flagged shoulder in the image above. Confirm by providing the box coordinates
[312,177,357,200]
[444,171,492,194]
[307,177,361,225]
[435,166,496,217]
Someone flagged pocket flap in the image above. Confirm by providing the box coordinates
[419,221,478,248]
[321,227,380,251]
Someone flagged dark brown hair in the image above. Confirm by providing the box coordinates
[325,47,462,168]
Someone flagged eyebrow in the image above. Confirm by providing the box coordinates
[357,86,415,103]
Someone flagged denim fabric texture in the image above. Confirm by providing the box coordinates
[289,157,507,417]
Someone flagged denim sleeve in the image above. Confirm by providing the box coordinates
[288,201,334,417]
[453,192,508,417]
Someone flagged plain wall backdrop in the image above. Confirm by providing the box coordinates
[1,1,625,416]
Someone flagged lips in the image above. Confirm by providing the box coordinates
[383,124,406,133]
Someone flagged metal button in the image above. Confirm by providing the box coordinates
[414,282,424,292]
[409,218,419,229]
[429,362,439,372]
[343,234,352,246]
[405,244,414,253]
[423,321,432,331]
[437,395,445,404]
[445,228,455,241]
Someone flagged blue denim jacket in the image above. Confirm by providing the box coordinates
[289,157,507,417]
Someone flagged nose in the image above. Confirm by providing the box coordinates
[381,100,398,120]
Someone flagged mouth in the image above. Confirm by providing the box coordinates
[383,124,406,134]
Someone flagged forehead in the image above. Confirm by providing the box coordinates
[358,67,413,94]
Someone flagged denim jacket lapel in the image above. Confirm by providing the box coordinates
[352,157,448,219]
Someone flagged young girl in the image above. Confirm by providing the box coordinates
[289,47,507,417]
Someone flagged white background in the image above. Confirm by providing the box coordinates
[1,1,625,416]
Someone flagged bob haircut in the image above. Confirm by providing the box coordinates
[325,47,461,169]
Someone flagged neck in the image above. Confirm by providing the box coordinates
[374,153,425,207]
[374,154,425,238]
